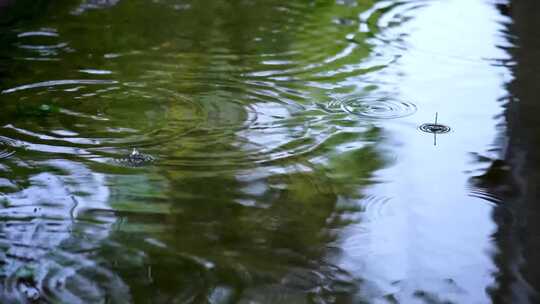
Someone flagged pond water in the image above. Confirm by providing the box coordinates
[0,0,537,303]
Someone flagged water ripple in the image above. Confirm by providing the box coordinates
[359,195,393,221]
[468,187,503,205]
[0,158,131,303]
[419,123,451,134]
[0,0,443,302]
[0,137,16,159]
[17,31,59,38]
[358,0,431,47]
[1,79,118,94]
[338,94,417,119]
[0,85,204,163]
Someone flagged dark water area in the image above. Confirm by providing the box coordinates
[0,0,537,303]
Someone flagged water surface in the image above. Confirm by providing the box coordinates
[0,0,534,303]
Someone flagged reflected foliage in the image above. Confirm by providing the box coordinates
[0,0,393,302]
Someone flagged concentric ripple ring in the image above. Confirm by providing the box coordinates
[339,95,417,119]
[419,123,451,134]
[0,137,16,159]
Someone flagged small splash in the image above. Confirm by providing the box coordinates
[419,123,451,134]
[319,99,345,114]
[419,113,451,134]
[419,113,451,146]
[115,148,156,167]
[338,95,417,119]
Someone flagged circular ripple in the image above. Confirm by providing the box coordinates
[14,29,70,60]
[339,95,417,119]
[0,84,205,160]
[360,195,392,221]
[0,0,416,169]
[0,137,16,159]
[419,123,451,134]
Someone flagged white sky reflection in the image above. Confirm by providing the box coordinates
[338,0,510,302]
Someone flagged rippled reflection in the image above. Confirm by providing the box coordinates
[0,158,129,303]
[0,0,518,302]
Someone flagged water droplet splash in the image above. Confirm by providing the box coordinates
[419,112,451,134]
[419,123,451,134]
[115,148,156,167]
